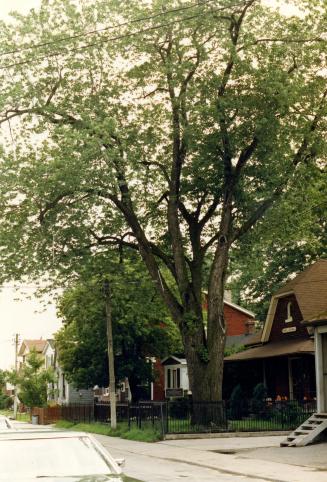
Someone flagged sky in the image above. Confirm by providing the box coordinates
[0,0,302,369]
[0,1,61,371]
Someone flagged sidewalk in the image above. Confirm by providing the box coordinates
[95,433,327,482]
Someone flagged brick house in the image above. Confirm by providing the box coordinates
[152,294,256,400]
[225,260,327,400]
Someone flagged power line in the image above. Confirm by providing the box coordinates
[0,2,242,71]
[0,0,217,58]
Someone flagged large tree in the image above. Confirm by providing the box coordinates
[0,0,326,402]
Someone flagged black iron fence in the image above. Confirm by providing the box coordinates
[61,398,316,436]
[167,399,316,433]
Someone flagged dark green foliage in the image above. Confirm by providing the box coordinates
[271,401,305,426]
[229,385,247,419]
[0,394,12,410]
[55,257,182,399]
[250,383,267,417]
[229,175,327,320]
[169,397,191,419]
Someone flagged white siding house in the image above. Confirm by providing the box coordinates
[161,356,189,398]
[42,340,94,405]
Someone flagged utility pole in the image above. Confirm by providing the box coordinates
[13,333,20,419]
[103,279,117,429]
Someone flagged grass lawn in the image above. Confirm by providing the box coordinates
[55,420,162,442]
[0,409,30,422]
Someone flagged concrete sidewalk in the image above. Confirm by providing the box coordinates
[95,434,327,482]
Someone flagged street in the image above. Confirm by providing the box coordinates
[4,419,327,482]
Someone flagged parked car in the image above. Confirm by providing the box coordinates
[0,429,139,481]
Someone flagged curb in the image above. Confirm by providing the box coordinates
[164,431,290,440]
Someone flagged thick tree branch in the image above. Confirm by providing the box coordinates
[234,136,258,178]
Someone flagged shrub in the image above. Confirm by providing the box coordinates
[0,393,12,409]
[250,383,267,417]
[229,384,247,419]
[169,397,190,419]
[272,401,302,426]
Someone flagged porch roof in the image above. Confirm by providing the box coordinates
[224,338,314,362]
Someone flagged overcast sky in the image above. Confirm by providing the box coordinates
[0,1,61,371]
[0,0,301,370]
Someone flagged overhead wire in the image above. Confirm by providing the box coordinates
[0,1,245,71]
[0,0,218,57]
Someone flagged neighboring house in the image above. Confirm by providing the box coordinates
[42,339,94,406]
[161,355,189,398]
[225,260,327,400]
[153,294,257,400]
[18,339,47,370]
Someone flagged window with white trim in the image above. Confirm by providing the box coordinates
[285,301,293,323]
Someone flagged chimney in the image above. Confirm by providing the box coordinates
[224,290,232,303]
[245,319,256,335]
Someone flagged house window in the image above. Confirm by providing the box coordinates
[285,301,293,323]
[172,369,180,388]
[167,369,171,388]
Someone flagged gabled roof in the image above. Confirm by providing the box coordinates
[274,259,327,320]
[202,291,255,318]
[262,260,327,342]
[18,339,47,356]
[42,339,55,355]
[225,332,260,348]
[224,300,255,318]
[161,355,187,366]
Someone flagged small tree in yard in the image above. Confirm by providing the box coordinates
[0,369,12,410]
[7,349,54,411]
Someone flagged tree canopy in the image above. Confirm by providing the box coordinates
[55,257,182,399]
[0,0,326,401]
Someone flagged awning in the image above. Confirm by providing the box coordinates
[224,338,314,362]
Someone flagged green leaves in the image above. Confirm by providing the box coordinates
[55,256,181,395]
[7,349,54,409]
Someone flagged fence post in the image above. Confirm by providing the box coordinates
[127,401,130,431]
[160,402,165,438]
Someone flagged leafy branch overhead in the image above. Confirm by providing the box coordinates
[0,0,325,402]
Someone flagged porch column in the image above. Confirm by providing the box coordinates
[288,357,294,400]
[262,360,267,388]
[315,329,324,412]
